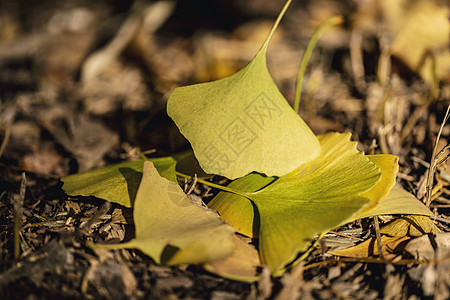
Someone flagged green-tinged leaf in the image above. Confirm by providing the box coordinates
[93,161,235,265]
[357,184,433,219]
[62,157,177,207]
[208,173,275,238]
[167,1,320,179]
[209,132,381,274]
[208,147,431,274]
[252,132,380,274]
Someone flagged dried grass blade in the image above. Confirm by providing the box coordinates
[425,105,450,206]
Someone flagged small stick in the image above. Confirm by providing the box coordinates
[13,172,27,259]
[327,230,364,241]
[373,216,384,259]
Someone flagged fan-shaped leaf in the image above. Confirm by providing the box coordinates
[210,132,382,274]
[92,161,235,265]
[167,10,320,179]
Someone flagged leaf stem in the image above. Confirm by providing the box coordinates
[373,216,384,259]
[293,16,344,113]
[260,0,293,54]
[175,171,249,199]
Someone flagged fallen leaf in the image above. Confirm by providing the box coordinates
[329,235,411,258]
[208,140,400,241]
[209,133,435,275]
[357,185,434,219]
[92,161,235,265]
[380,215,439,237]
[62,156,177,207]
[329,215,440,258]
[204,234,261,282]
[252,133,382,274]
[21,147,67,176]
[356,154,399,216]
[210,132,384,274]
[167,0,320,179]
[208,172,275,238]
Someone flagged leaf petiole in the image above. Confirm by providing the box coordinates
[260,0,293,54]
[175,171,250,199]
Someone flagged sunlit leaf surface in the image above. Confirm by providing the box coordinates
[93,161,235,265]
[358,185,433,219]
[62,157,177,207]
[167,16,320,179]
[210,133,383,273]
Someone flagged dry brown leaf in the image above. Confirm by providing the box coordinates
[329,235,411,258]
[380,215,440,237]
[330,215,440,258]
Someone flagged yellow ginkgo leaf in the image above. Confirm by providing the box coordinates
[357,155,399,214]
[204,234,261,282]
[167,0,320,179]
[62,157,177,207]
[92,161,235,265]
[358,185,433,219]
[210,132,382,274]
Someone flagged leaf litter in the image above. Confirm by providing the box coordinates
[1,0,450,299]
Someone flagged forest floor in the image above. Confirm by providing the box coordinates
[1,0,449,299]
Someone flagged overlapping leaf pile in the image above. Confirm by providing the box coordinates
[62,0,434,281]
